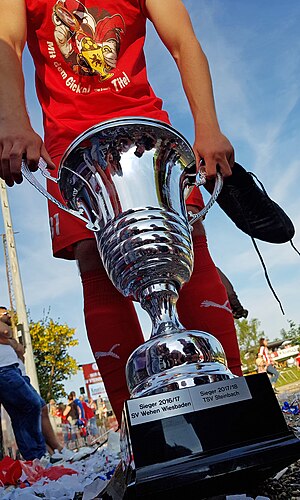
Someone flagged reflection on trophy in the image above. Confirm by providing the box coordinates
[22,118,300,499]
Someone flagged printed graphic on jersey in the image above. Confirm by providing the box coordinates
[52,0,125,81]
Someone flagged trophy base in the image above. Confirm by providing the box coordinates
[102,374,300,499]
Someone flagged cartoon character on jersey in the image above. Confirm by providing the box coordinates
[52,0,125,80]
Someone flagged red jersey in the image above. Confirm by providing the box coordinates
[26,0,170,158]
[26,0,204,213]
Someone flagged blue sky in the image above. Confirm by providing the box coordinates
[0,0,299,396]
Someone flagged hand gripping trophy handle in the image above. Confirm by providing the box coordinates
[21,159,102,232]
[22,117,233,398]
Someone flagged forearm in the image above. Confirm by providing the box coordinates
[0,1,55,185]
[63,406,71,417]
[0,336,12,345]
[0,321,13,340]
[0,42,30,126]
[0,336,17,348]
[0,0,28,125]
[146,0,234,177]
[173,35,220,132]
[145,0,220,131]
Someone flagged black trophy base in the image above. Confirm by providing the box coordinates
[102,374,300,499]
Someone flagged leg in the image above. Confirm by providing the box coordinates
[22,376,63,453]
[41,405,63,453]
[0,366,46,460]
[75,239,145,425]
[267,365,280,386]
[177,214,242,376]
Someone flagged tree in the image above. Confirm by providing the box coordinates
[234,317,265,372]
[30,315,79,402]
[280,320,300,343]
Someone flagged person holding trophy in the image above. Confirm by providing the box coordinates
[0,0,242,424]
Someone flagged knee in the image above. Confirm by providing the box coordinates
[74,239,103,273]
[25,396,43,415]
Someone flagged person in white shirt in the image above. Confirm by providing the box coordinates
[259,337,280,392]
[0,306,46,460]
[0,307,74,461]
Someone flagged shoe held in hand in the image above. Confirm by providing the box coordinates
[204,163,295,244]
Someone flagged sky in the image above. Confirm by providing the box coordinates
[0,0,299,397]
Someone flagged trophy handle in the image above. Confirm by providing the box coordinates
[21,160,101,232]
[189,172,223,226]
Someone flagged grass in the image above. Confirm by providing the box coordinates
[276,366,300,388]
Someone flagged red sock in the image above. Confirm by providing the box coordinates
[81,267,144,424]
[177,235,242,376]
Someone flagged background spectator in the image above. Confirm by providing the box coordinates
[259,338,280,392]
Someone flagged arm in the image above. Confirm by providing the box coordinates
[0,329,24,360]
[63,405,71,417]
[216,268,248,319]
[144,0,234,178]
[258,346,265,362]
[0,315,13,341]
[0,321,25,361]
[76,401,83,420]
[0,312,14,345]
[0,0,55,186]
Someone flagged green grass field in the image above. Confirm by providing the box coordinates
[276,366,300,388]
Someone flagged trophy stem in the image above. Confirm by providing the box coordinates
[140,283,184,338]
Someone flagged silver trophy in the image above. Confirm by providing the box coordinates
[22,118,300,498]
[22,117,233,399]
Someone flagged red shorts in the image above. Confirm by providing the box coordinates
[47,155,205,259]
